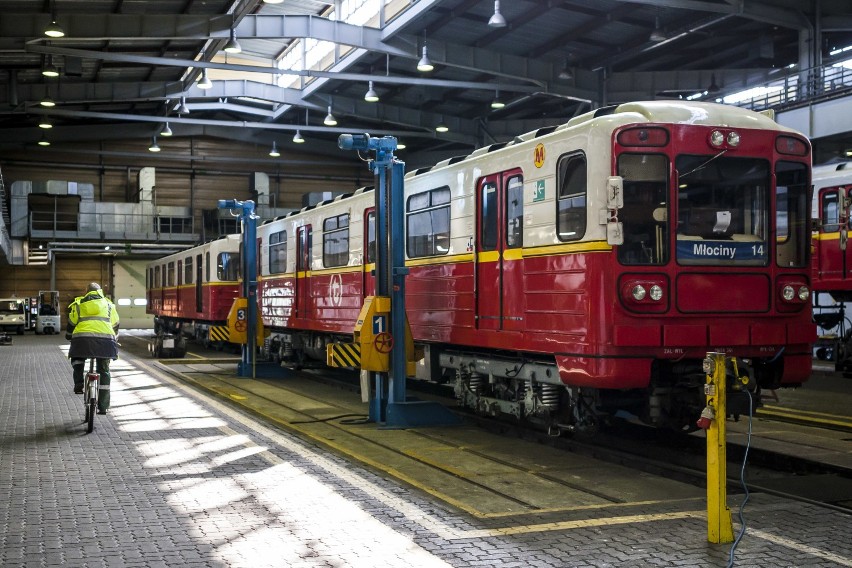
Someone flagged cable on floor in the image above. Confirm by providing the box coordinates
[727,388,754,568]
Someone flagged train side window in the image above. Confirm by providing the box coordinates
[167,262,175,287]
[154,266,161,288]
[269,230,287,274]
[184,256,193,285]
[205,252,210,282]
[821,191,840,233]
[480,182,498,251]
[217,252,240,281]
[775,161,809,268]
[407,186,451,257]
[556,153,587,242]
[366,211,376,264]
[506,175,524,248]
[323,214,350,268]
[617,153,669,265]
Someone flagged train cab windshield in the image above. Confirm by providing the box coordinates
[675,155,769,266]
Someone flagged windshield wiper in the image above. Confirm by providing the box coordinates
[679,149,728,179]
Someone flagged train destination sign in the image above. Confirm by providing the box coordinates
[676,240,766,261]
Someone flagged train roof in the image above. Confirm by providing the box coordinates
[813,161,852,190]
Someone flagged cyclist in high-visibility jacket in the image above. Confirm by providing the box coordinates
[66,282,120,415]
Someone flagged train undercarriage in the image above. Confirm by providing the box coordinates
[261,329,767,434]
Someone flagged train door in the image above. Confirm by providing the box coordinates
[474,169,525,331]
[176,260,182,313]
[195,253,203,313]
[296,225,313,318]
[815,185,851,283]
[363,209,376,297]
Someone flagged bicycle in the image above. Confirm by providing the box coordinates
[82,358,100,433]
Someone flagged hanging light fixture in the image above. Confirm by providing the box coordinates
[649,16,667,42]
[44,2,64,39]
[436,120,449,133]
[417,46,433,72]
[223,27,242,54]
[42,57,59,78]
[364,81,379,102]
[292,130,305,144]
[38,116,53,129]
[177,97,190,115]
[396,141,406,150]
[38,134,51,146]
[160,122,173,137]
[198,68,213,89]
[491,89,505,109]
[148,136,161,152]
[40,94,56,108]
[269,141,281,157]
[488,1,507,28]
[324,106,337,126]
[262,0,283,3]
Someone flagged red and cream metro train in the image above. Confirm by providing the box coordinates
[147,101,816,432]
[811,161,852,374]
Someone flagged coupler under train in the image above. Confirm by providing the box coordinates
[148,333,187,358]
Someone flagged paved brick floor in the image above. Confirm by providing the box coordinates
[1,333,851,567]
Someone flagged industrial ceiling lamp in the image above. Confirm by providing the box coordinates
[491,89,505,109]
[223,27,242,54]
[417,46,434,72]
[42,56,59,78]
[262,0,283,4]
[148,136,161,152]
[44,2,64,38]
[364,81,379,102]
[38,116,53,129]
[292,130,305,144]
[436,118,449,133]
[198,68,213,89]
[160,122,173,137]
[269,141,281,157]
[177,96,190,115]
[649,17,667,42]
[396,141,406,150]
[488,1,507,28]
[38,134,51,146]
[40,94,56,108]
[324,105,337,126]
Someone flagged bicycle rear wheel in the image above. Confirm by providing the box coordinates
[86,396,96,433]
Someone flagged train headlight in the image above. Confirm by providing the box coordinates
[710,130,725,147]
[781,285,795,301]
[798,286,810,301]
[649,284,663,301]
[727,131,741,147]
[632,285,647,301]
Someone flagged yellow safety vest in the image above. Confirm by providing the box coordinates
[68,290,119,340]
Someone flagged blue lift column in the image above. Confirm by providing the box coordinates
[218,199,258,378]
[338,134,460,428]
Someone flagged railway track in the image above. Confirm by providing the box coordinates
[120,331,852,515]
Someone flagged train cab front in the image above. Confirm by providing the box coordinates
[599,118,815,430]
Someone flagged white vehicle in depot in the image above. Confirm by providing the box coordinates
[0,298,28,335]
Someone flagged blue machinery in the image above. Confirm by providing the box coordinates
[338,134,459,428]
[217,198,261,378]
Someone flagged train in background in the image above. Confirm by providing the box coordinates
[811,161,852,375]
[145,234,241,357]
[147,101,816,433]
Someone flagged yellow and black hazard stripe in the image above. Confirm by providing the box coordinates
[209,325,230,342]
[327,342,361,368]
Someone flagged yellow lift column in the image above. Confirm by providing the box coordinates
[700,352,734,544]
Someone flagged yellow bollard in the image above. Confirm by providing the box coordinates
[702,352,734,544]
